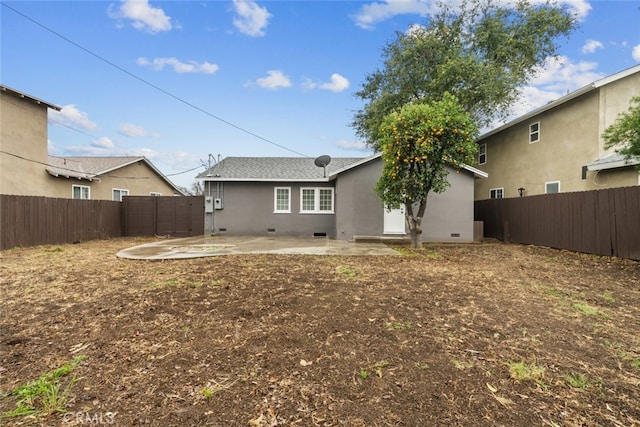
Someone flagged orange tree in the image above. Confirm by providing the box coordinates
[375,93,478,248]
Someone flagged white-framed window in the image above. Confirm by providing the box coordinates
[150,192,162,196]
[545,181,560,194]
[112,188,129,201]
[300,187,334,213]
[274,187,291,213]
[72,185,90,200]
[529,122,540,143]
[478,143,487,165]
[490,187,504,199]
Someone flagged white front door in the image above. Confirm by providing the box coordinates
[384,206,406,234]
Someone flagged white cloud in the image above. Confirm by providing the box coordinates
[559,0,591,20]
[118,123,151,137]
[582,39,603,54]
[333,139,371,152]
[489,55,606,128]
[91,137,114,149]
[352,0,433,30]
[137,57,219,74]
[319,74,350,93]
[254,70,292,90]
[352,0,591,29]
[529,55,603,91]
[633,44,640,62]
[303,74,350,93]
[232,0,271,37]
[109,0,172,33]
[65,144,160,158]
[47,139,59,155]
[49,105,98,131]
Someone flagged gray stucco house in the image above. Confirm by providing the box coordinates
[197,154,487,242]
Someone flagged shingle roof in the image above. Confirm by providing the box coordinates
[47,156,96,180]
[197,157,366,181]
[54,156,144,174]
[46,156,186,194]
[197,155,488,181]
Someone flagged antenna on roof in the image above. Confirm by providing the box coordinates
[314,155,332,178]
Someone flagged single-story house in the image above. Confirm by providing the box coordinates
[45,155,186,200]
[197,154,487,242]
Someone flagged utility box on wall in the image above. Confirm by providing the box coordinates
[204,197,214,213]
[214,198,223,210]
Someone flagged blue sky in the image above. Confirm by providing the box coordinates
[2,0,639,189]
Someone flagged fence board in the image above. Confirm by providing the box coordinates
[475,186,640,261]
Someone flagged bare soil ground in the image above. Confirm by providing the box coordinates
[1,237,639,427]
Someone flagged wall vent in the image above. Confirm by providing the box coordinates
[314,232,327,237]
[450,233,460,238]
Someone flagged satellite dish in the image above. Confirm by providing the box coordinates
[314,155,332,177]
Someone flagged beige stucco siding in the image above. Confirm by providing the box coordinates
[0,91,52,196]
[597,73,640,158]
[47,162,180,199]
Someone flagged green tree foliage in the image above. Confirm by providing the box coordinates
[376,94,478,248]
[353,0,577,150]
[603,96,640,164]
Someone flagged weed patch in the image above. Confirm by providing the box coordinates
[564,373,590,389]
[2,356,85,418]
[572,303,605,317]
[384,319,413,331]
[508,361,546,388]
[336,265,358,279]
[358,360,390,380]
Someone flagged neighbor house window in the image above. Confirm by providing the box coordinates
[72,185,90,200]
[545,181,560,194]
[300,187,334,213]
[529,122,540,143]
[478,143,487,165]
[112,188,129,201]
[490,188,504,199]
[274,187,291,213]
[150,192,161,196]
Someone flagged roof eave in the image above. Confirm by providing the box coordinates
[46,169,100,182]
[462,164,489,179]
[587,158,640,171]
[1,84,62,111]
[200,177,331,183]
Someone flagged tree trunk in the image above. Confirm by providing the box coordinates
[408,217,422,248]
[405,198,428,249]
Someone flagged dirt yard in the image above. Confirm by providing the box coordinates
[1,237,639,426]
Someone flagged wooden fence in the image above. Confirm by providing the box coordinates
[1,195,205,250]
[0,195,122,250]
[475,186,640,260]
[122,196,204,237]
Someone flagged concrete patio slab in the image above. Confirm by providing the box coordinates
[116,236,400,260]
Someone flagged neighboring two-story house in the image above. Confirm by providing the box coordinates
[1,84,184,199]
[474,64,640,200]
